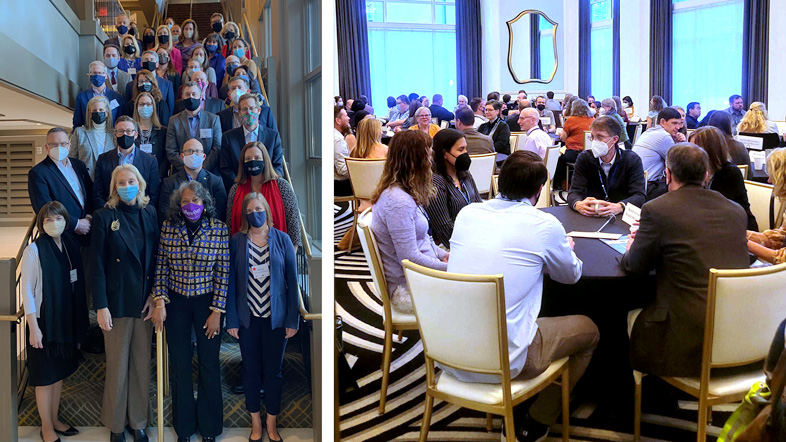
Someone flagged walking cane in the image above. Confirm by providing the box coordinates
[157,328,164,442]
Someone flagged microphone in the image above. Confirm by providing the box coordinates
[597,214,616,233]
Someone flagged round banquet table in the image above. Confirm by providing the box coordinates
[538,206,655,412]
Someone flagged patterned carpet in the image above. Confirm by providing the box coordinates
[19,327,313,428]
[334,202,737,442]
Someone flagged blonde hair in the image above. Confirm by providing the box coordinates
[180,19,199,43]
[133,92,163,129]
[191,45,210,71]
[239,192,275,234]
[132,70,163,103]
[235,141,280,184]
[106,164,150,209]
[221,22,241,40]
[84,95,113,132]
[354,117,383,158]
[768,149,786,199]
[371,130,435,205]
[154,25,174,51]
[738,102,769,133]
[121,35,140,61]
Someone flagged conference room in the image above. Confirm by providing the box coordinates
[332,0,786,441]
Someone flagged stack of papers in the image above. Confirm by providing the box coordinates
[600,235,629,254]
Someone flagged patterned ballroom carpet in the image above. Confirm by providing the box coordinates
[334,202,738,442]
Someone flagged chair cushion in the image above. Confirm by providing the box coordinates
[434,357,569,405]
[391,309,417,325]
[668,369,765,398]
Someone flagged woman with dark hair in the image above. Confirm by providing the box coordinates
[175,19,200,66]
[646,95,666,129]
[400,99,422,130]
[622,96,636,119]
[371,130,448,313]
[351,109,370,133]
[204,33,227,87]
[21,201,89,442]
[424,129,482,247]
[386,96,397,120]
[153,180,229,442]
[689,127,757,230]
[707,111,751,167]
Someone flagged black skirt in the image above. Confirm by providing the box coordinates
[26,302,81,387]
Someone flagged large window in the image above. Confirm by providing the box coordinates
[590,0,613,100]
[672,0,743,111]
[366,0,457,113]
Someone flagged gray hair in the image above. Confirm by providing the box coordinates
[601,98,617,115]
[414,106,432,118]
[182,81,202,97]
[229,75,250,89]
[88,60,107,74]
[570,99,591,117]
[166,180,216,222]
[142,50,159,62]
[238,93,260,108]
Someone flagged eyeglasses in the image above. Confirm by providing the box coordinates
[115,129,137,136]
[47,142,70,148]
[588,134,612,142]
[183,149,204,155]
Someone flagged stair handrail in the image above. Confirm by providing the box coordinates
[241,13,259,61]
[0,215,37,324]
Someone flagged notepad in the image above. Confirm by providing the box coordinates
[600,235,629,254]
[567,231,622,240]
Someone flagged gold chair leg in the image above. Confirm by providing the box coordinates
[418,393,434,442]
[562,368,570,442]
[633,371,643,442]
[504,409,517,442]
[697,397,708,442]
[486,413,493,432]
[379,327,393,414]
[397,330,403,342]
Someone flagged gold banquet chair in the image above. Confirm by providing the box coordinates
[402,260,570,442]
[344,157,386,249]
[356,208,420,414]
[468,152,497,199]
[631,262,786,442]
[745,180,775,232]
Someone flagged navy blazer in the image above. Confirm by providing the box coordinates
[92,148,161,210]
[28,156,93,238]
[90,204,159,318]
[226,229,299,331]
[124,75,175,120]
[158,169,227,222]
[73,88,125,129]
[219,125,284,191]
[217,104,278,134]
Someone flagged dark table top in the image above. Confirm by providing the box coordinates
[541,206,630,279]
[750,161,769,183]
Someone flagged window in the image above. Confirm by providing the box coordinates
[539,15,555,80]
[590,0,613,100]
[672,0,743,111]
[304,0,321,240]
[366,0,457,112]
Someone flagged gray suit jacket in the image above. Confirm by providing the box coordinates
[105,68,131,96]
[165,110,223,175]
[68,127,116,179]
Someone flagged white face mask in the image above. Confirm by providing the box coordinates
[598,108,607,116]
[183,153,205,170]
[590,139,610,158]
[48,146,69,162]
[43,219,66,238]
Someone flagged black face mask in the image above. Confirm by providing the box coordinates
[157,35,170,45]
[452,152,471,172]
[537,104,546,111]
[128,27,136,36]
[141,60,156,72]
[91,111,107,124]
[244,160,265,176]
[124,45,136,55]
[212,22,223,33]
[143,35,155,46]
[225,31,236,40]
[184,97,201,112]
[137,82,152,93]
[117,135,135,150]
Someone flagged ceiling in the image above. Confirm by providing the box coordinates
[0,83,73,131]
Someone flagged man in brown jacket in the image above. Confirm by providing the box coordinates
[621,143,750,377]
[455,106,494,155]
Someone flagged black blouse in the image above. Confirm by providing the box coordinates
[710,161,758,231]
[425,173,483,247]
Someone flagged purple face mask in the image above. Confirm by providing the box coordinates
[181,202,203,221]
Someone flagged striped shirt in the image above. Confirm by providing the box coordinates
[247,241,271,318]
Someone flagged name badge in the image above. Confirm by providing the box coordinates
[70,269,78,283]
[540,117,551,126]
[109,99,119,110]
[140,143,153,154]
[127,67,137,75]
[200,128,212,138]
[251,263,270,279]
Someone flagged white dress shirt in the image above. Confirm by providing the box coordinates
[446,198,583,383]
[20,243,43,318]
[56,158,85,207]
[334,128,349,181]
[522,127,552,160]
[244,124,259,144]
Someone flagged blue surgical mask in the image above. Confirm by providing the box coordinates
[246,211,267,228]
[117,184,139,202]
[233,48,244,58]
[137,105,154,119]
[90,74,105,88]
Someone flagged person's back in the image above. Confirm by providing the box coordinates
[632,124,673,179]
[563,116,593,151]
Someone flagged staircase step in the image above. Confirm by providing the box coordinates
[166,3,223,39]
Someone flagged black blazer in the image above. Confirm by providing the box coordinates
[219,125,284,191]
[28,156,93,241]
[158,169,228,222]
[173,97,225,115]
[217,104,279,134]
[710,161,758,231]
[621,184,750,377]
[567,147,647,209]
[135,126,169,179]
[92,148,161,209]
[478,117,512,155]
[90,205,159,318]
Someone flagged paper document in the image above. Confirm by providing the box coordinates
[567,231,621,240]
[600,235,629,254]
[622,204,641,226]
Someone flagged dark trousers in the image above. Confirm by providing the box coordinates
[553,149,581,191]
[238,315,288,415]
[165,292,223,438]
[646,178,667,201]
[334,179,353,197]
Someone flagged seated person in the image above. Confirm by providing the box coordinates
[448,150,598,442]
[455,107,493,155]
[622,143,749,376]
[568,116,646,216]
[737,102,779,134]
[632,107,682,200]
[688,127,758,231]
[478,100,511,155]
[424,129,482,247]
[747,149,786,263]
[518,108,552,159]
[554,99,593,190]
[371,130,448,314]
